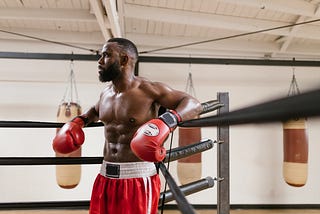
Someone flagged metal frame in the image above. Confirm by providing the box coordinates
[217,92,230,214]
[1,51,320,67]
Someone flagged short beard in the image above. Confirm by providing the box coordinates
[99,62,121,82]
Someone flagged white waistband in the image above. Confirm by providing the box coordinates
[100,161,157,179]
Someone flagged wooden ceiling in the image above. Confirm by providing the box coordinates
[1,0,320,60]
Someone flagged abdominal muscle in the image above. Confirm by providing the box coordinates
[102,123,143,162]
[103,141,142,162]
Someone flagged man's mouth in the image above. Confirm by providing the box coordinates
[98,66,104,74]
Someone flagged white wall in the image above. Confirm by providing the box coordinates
[0,56,320,205]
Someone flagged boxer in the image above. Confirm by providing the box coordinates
[53,38,202,214]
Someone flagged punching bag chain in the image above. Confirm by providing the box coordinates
[287,68,300,96]
[61,59,80,104]
[288,58,300,96]
[185,63,197,97]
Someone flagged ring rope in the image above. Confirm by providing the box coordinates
[0,100,221,128]
[159,132,174,214]
[0,121,104,128]
[180,88,320,127]
[0,177,215,209]
[0,157,103,165]
[159,176,215,206]
[159,162,196,214]
[163,139,214,163]
[0,139,214,165]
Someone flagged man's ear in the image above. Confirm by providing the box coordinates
[120,55,128,66]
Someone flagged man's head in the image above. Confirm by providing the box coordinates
[107,38,139,63]
[98,38,138,82]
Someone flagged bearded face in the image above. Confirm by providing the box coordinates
[98,60,121,82]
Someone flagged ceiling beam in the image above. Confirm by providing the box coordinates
[279,17,306,52]
[275,0,320,56]
[102,0,122,37]
[117,0,126,37]
[89,0,112,41]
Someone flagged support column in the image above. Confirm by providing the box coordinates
[217,92,230,214]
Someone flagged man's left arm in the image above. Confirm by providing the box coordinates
[130,83,202,162]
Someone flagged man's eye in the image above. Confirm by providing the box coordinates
[99,52,106,58]
[103,52,112,57]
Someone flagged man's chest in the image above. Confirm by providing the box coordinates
[98,91,155,125]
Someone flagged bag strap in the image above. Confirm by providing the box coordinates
[287,68,300,96]
[61,59,80,105]
[185,62,197,97]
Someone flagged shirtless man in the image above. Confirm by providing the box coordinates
[52,38,202,214]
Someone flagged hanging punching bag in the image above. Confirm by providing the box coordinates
[55,60,82,189]
[282,70,308,187]
[283,118,308,187]
[56,102,82,189]
[178,125,202,185]
[177,72,202,184]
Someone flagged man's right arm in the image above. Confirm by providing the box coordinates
[79,104,100,126]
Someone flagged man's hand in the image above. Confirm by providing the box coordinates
[52,117,86,154]
[130,111,181,162]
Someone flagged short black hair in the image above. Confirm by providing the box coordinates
[107,38,138,61]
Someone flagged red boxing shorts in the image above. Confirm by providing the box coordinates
[89,161,160,214]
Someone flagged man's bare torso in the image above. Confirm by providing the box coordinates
[98,78,159,162]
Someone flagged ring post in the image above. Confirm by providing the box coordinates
[217,92,230,214]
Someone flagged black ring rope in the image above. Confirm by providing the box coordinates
[163,139,214,163]
[0,121,104,128]
[159,162,196,214]
[0,100,221,128]
[160,131,175,214]
[180,88,320,127]
[0,139,214,165]
[159,176,215,206]
[0,177,215,210]
[0,157,103,166]
[5,87,319,130]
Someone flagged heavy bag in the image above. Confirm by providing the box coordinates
[56,102,82,189]
[177,124,202,185]
[283,118,308,187]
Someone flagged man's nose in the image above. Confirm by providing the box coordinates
[98,56,104,64]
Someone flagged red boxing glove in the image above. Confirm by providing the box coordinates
[130,110,181,162]
[52,117,86,154]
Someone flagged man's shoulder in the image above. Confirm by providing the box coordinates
[137,77,164,90]
[138,76,167,85]
[136,77,172,99]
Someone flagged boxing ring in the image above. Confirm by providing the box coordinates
[0,92,229,214]
[1,88,320,214]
